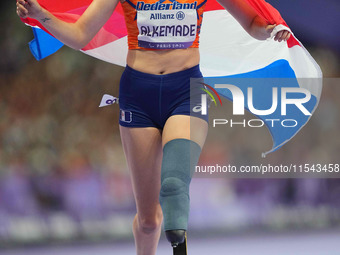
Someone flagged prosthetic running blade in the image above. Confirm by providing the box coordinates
[172,232,187,255]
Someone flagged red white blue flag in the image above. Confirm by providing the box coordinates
[21,0,322,156]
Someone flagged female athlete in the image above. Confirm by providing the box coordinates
[16,0,290,254]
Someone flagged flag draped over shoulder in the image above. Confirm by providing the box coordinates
[21,0,322,156]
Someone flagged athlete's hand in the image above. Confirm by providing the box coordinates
[16,0,44,20]
[266,24,291,42]
[274,29,291,42]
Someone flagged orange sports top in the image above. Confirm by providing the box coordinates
[121,0,207,50]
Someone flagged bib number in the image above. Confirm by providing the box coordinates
[137,9,197,49]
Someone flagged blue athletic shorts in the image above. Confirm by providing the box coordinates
[118,65,208,129]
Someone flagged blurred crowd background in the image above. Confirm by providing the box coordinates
[1,0,340,249]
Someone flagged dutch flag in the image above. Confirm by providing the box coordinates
[21,0,322,156]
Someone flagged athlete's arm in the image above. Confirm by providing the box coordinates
[16,0,119,50]
[216,0,291,41]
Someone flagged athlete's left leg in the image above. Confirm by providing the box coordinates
[160,115,208,247]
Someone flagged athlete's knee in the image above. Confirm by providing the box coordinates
[160,177,188,197]
[137,209,163,234]
[138,218,161,234]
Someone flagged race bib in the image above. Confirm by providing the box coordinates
[137,8,197,49]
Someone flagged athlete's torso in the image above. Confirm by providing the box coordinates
[122,0,206,74]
